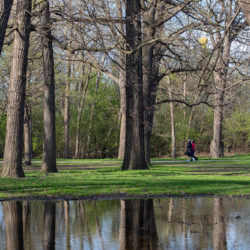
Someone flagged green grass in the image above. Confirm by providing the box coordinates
[0,157,249,199]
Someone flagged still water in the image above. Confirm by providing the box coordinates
[0,197,249,250]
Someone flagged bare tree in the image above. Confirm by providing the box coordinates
[0,0,13,55]
[40,0,57,172]
[1,0,31,178]
[209,1,244,158]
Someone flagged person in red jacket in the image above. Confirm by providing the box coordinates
[191,140,198,161]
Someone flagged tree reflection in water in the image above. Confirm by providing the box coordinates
[213,198,227,250]
[119,199,158,250]
[0,198,250,249]
[43,201,56,250]
[3,201,24,250]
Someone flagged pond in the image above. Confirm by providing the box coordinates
[0,197,249,250]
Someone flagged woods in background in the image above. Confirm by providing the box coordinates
[0,0,249,176]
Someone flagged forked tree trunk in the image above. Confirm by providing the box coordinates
[1,0,31,178]
[64,51,71,158]
[122,0,147,170]
[3,201,24,250]
[0,0,14,55]
[40,0,57,172]
[24,103,32,165]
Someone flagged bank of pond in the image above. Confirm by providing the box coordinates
[0,197,249,249]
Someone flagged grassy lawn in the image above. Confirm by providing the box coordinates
[0,156,249,199]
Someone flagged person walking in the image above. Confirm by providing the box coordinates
[191,140,198,161]
[185,139,192,162]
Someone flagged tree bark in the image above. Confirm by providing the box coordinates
[3,201,24,250]
[64,51,71,158]
[239,0,250,25]
[40,0,57,172]
[122,0,148,170]
[1,0,31,178]
[0,0,13,55]
[24,103,32,165]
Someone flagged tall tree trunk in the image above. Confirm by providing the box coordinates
[74,66,91,158]
[87,54,105,154]
[116,0,126,160]
[168,77,176,158]
[210,73,225,158]
[118,64,126,159]
[64,51,71,158]
[3,201,24,250]
[1,0,31,178]
[43,202,56,250]
[40,0,57,172]
[142,3,163,165]
[122,0,147,170]
[210,32,231,158]
[24,103,32,165]
[142,44,158,165]
[0,0,13,55]
[239,0,250,25]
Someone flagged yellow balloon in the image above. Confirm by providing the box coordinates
[198,37,208,48]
